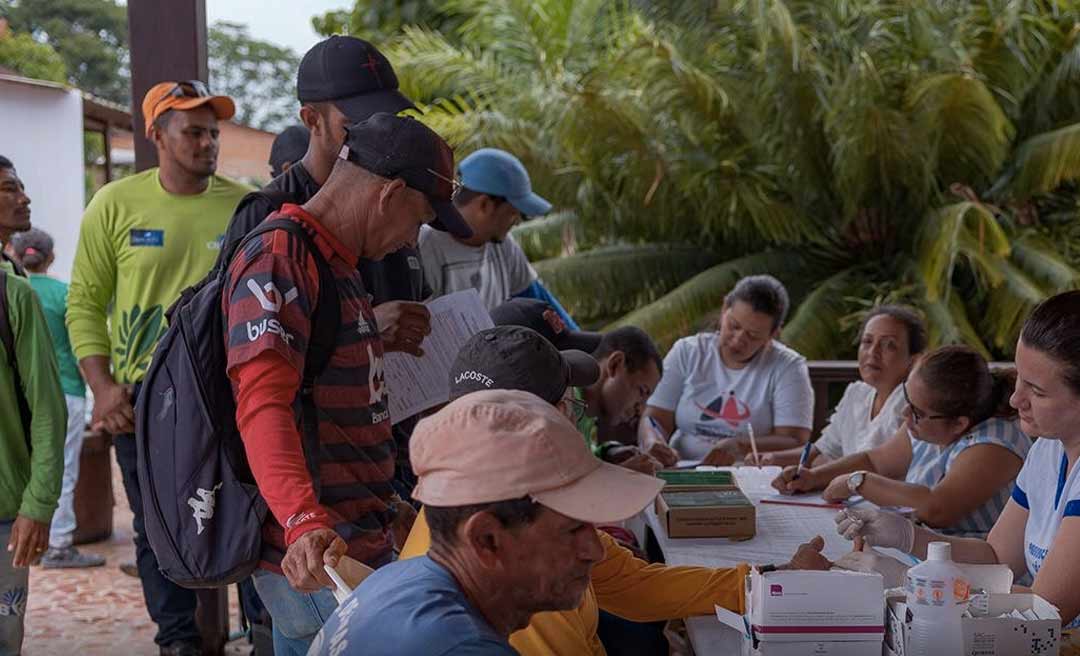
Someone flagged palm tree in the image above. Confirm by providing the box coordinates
[388,0,1080,357]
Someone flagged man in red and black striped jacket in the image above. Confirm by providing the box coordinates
[222,113,472,654]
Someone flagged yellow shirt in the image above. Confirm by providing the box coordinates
[400,509,749,656]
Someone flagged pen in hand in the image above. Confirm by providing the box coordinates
[792,441,813,480]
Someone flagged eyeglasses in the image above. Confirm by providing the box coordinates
[426,167,463,199]
[565,396,588,423]
[155,80,211,113]
[902,381,950,424]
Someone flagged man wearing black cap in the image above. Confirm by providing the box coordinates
[218,36,444,351]
[222,113,471,655]
[491,298,664,468]
[268,125,309,178]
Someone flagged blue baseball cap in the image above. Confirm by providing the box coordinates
[459,148,552,218]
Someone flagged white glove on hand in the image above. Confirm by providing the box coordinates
[834,507,915,552]
[834,548,910,589]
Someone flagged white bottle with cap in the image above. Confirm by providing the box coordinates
[905,541,970,655]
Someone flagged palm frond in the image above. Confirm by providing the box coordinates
[922,293,992,359]
[781,268,869,360]
[511,211,580,261]
[604,249,819,352]
[916,202,1008,302]
[991,121,1080,200]
[906,73,1013,188]
[982,257,1053,352]
[533,244,723,328]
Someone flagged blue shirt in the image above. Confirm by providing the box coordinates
[906,417,1030,537]
[308,555,518,656]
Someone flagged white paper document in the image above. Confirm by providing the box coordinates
[383,290,494,423]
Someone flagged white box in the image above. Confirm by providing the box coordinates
[886,593,1060,656]
[749,570,886,642]
[754,640,884,655]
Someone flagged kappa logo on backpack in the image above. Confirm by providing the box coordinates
[134,211,340,588]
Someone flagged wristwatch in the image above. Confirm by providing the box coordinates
[848,470,867,494]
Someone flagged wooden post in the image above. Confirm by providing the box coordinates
[102,124,113,184]
[125,4,228,654]
[126,0,208,171]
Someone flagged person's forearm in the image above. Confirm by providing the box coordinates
[912,525,999,563]
[857,474,934,512]
[764,446,810,466]
[809,451,876,481]
[80,355,117,394]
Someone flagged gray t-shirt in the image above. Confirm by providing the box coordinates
[647,332,814,460]
[418,226,537,311]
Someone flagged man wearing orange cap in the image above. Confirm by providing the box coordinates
[67,81,250,656]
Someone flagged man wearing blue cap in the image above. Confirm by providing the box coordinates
[418,148,558,312]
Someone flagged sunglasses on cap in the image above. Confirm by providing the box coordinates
[155,80,211,112]
[427,167,464,199]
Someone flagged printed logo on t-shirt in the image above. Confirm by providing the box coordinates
[206,234,224,251]
[247,279,299,312]
[368,343,386,406]
[693,391,752,438]
[130,229,164,247]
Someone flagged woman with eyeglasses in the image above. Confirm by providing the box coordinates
[774,344,1030,538]
[834,291,1080,626]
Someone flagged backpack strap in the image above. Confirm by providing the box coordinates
[226,216,340,497]
[0,267,34,450]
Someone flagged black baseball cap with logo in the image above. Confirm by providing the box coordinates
[491,298,603,353]
[449,326,600,404]
[339,113,472,238]
[297,35,416,121]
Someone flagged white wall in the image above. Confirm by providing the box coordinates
[0,79,86,281]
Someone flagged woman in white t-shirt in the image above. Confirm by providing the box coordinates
[638,275,814,467]
[834,291,1080,626]
[762,305,926,467]
[776,345,1030,537]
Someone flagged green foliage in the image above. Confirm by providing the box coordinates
[312,1,461,43]
[510,210,579,261]
[392,0,1080,359]
[0,29,66,82]
[1,0,129,103]
[208,22,301,132]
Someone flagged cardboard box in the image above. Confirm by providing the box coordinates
[656,469,738,490]
[886,593,1060,656]
[754,640,883,655]
[749,570,886,642]
[655,488,755,538]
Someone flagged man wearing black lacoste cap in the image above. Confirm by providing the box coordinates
[225,113,470,654]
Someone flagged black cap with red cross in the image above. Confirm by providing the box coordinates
[338,113,472,239]
[297,36,416,121]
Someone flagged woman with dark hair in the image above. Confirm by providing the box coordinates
[639,275,814,466]
[776,345,1030,537]
[835,290,1080,626]
[10,229,103,569]
[763,305,926,467]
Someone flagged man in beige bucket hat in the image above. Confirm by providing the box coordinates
[308,389,663,656]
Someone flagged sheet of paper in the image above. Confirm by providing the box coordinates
[383,290,494,423]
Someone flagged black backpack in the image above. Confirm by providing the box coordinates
[134,211,340,588]
[0,254,32,447]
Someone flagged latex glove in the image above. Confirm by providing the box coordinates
[835,507,915,552]
[834,548,910,589]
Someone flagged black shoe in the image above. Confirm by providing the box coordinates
[119,560,138,577]
[160,641,201,656]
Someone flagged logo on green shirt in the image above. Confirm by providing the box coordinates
[114,304,166,381]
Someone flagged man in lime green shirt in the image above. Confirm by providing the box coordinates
[0,156,66,654]
[67,81,250,656]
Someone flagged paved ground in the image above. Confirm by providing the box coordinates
[22,458,253,656]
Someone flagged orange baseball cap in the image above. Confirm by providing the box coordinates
[410,389,664,524]
[141,80,236,137]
